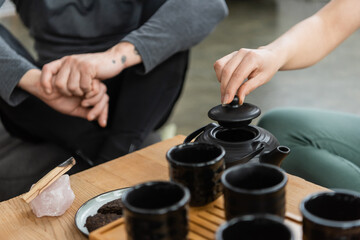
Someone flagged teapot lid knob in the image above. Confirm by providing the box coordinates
[208,95,261,128]
[227,96,240,108]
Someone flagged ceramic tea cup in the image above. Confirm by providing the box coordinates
[122,181,190,240]
[166,142,225,206]
[216,214,293,240]
[301,190,360,240]
[221,163,287,220]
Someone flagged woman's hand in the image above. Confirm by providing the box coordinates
[40,42,142,97]
[214,0,360,106]
[214,48,281,105]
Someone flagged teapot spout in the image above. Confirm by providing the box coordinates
[260,145,290,166]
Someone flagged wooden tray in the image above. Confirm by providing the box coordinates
[89,196,302,240]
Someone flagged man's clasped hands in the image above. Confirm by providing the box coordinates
[18,46,130,128]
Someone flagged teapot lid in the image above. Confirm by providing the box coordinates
[208,96,261,127]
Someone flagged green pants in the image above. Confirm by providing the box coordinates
[258,108,360,192]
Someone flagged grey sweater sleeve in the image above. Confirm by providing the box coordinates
[122,0,228,73]
[0,36,37,106]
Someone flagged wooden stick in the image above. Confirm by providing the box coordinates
[21,157,76,203]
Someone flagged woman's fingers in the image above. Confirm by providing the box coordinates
[215,48,278,105]
[220,49,253,104]
[214,51,237,81]
[223,51,260,104]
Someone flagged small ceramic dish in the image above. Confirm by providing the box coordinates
[75,188,131,236]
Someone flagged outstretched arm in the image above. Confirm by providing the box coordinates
[272,0,360,70]
[214,0,360,105]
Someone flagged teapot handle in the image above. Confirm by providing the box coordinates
[183,123,217,143]
[240,142,265,162]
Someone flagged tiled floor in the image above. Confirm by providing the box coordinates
[1,0,360,137]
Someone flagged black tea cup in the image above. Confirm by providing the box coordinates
[301,190,360,240]
[216,214,294,240]
[122,181,190,240]
[221,163,287,220]
[166,142,225,206]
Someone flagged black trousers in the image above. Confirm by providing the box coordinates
[0,24,189,165]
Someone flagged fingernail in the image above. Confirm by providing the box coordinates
[222,94,230,105]
[102,120,107,127]
[83,102,89,107]
[89,115,95,121]
[45,88,51,94]
[240,96,245,105]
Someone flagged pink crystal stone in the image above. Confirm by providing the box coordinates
[30,174,75,217]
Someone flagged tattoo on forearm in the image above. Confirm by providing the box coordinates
[112,57,126,65]
[121,55,127,64]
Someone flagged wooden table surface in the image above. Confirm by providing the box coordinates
[0,135,327,240]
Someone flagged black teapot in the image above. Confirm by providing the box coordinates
[184,96,290,168]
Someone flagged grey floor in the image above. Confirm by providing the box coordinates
[1,0,360,137]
